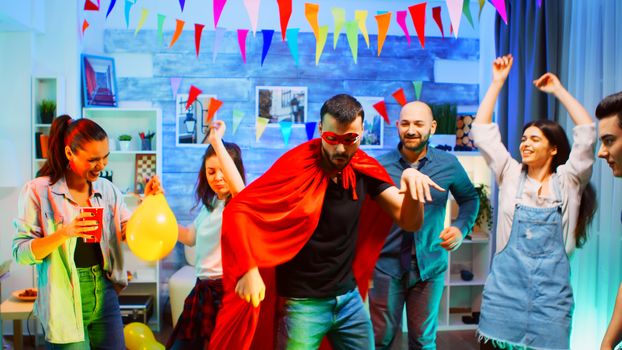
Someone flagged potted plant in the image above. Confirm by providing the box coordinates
[118,134,132,151]
[39,99,56,124]
[473,184,493,234]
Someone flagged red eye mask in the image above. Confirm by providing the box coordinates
[321,132,360,145]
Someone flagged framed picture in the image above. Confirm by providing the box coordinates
[356,96,384,149]
[256,86,307,124]
[81,54,118,107]
[134,154,157,194]
[175,93,218,147]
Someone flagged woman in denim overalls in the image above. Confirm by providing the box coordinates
[471,55,598,350]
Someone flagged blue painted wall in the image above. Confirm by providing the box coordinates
[104,28,479,323]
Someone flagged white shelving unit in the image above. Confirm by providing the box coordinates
[83,107,162,331]
[31,76,65,178]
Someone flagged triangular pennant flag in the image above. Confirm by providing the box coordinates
[286,28,300,65]
[332,8,346,49]
[124,0,134,28]
[463,0,475,28]
[194,23,205,57]
[345,21,359,64]
[355,10,370,49]
[372,100,390,125]
[279,121,293,145]
[170,78,182,98]
[186,85,202,110]
[169,19,185,48]
[206,98,223,124]
[237,29,249,63]
[305,3,320,39]
[214,0,227,28]
[305,122,317,140]
[82,19,90,35]
[256,117,269,142]
[106,0,116,18]
[157,14,166,45]
[392,88,407,107]
[374,12,391,56]
[315,25,328,65]
[243,0,260,35]
[84,0,99,11]
[490,0,508,24]
[413,81,423,100]
[446,0,464,38]
[450,24,453,36]
[213,27,226,63]
[276,0,292,41]
[432,7,445,38]
[232,110,245,135]
[478,0,486,19]
[409,3,426,48]
[134,8,149,36]
[179,0,185,12]
[261,29,274,66]
[396,11,411,45]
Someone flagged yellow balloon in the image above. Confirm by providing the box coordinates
[123,322,155,350]
[126,194,179,261]
[139,339,165,350]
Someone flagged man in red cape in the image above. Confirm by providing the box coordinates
[208,94,443,350]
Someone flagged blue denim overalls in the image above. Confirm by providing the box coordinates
[478,173,573,350]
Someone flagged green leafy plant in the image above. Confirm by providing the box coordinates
[430,103,457,135]
[39,99,56,123]
[474,184,493,232]
[118,134,132,141]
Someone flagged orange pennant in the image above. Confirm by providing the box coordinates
[206,98,223,124]
[82,19,90,34]
[392,88,407,107]
[374,12,391,56]
[305,3,320,39]
[169,19,185,48]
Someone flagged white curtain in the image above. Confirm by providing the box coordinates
[559,1,622,348]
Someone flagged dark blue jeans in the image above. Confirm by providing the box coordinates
[276,288,374,350]
[46,265,125,350]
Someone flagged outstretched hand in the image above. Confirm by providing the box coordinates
[492,54,513,84]
[533,72,563,94]
[144,175,164,196]
[207,120,226,146]
[399,168,445,203]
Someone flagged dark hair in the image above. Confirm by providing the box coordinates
[38,115,108,184]
[320,94,365,124]
[521,120,597,248]
[595,91,622,128]
[193,141,246,212]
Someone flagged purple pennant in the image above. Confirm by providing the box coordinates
[305,122,317,140]
[106,0,116,18]
[261,29,274,66]
[179,0,185,12]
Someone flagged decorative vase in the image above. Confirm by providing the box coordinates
[119,140,131,151]
[40,111,54,124]
[141,139,152,151]
[40,134,50,158]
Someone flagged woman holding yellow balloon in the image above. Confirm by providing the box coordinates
[12,115,161,349]
[166,120,246,350]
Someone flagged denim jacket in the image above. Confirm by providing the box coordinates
[375,146,479,280]
[12,176,130,343]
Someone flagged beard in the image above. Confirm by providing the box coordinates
[401,132,430,152]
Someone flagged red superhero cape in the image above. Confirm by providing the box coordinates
[208,138,395,350]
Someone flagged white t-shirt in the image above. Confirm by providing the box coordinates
[193,199,225,279]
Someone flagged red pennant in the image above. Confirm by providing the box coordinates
[84,0,99,11]
[432,7,444,38]
[276,0,292,41]
[408,3,426,48]
[207,98,223,124]
[82,19,90,34]
[373,100,390,125]
[194,23,205,57]
[392,88,407,107]
[186,85,202,110]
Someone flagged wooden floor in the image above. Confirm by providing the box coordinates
[3,329,480,349]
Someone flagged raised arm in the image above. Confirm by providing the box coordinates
[533,73,594,126]
[474,54,513,125]
[207,120,245,196]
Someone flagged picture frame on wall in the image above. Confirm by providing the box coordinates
[256,86,307,125]
[134,154,157,194]
[355,96,384,149]
[81,54,118,107]
[175,93,218,147]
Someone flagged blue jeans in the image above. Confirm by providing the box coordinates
[369,263,445,350]
[276,288,374,350]
[46,265,125,350]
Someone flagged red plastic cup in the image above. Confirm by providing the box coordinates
[81,207,104,243]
